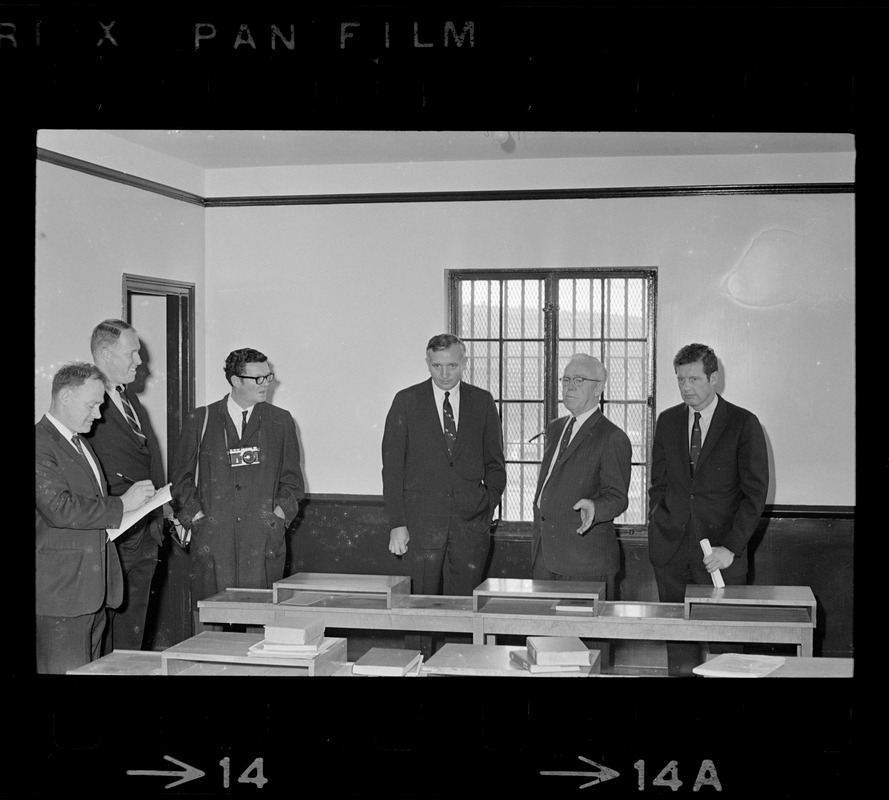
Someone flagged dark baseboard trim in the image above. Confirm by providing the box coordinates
[302,493,855,521]
[38,148,853,206]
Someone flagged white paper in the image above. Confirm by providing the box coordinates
[699,538,725,588]
[106,483,172,541]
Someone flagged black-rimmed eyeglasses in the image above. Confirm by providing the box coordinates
[238,373,275,385]
[560,376,600,387]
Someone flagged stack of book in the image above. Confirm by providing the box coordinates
[510,636,594,674]
[351,647,424,677]
[247,614,333,658]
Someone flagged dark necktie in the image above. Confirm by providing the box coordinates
[117,386,146,443]
[556,416,576,462]
[443,391,457,455]
[689,411,702,476]
[241,410,248,439]
[71,435,103,495]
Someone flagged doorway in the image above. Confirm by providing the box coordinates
[124,273,196,648]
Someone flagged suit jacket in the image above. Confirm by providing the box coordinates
[532,410,632,577]
[35,416,125,617]
[170,397,305,597]
[382,379,506,550]
[82,387,166,547]
[647,395,769,569]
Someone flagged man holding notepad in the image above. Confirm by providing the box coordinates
[648,343,769,676]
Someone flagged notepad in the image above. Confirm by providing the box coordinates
[351,648,423,676]
[692,653,786,678]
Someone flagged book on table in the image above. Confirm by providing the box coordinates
[509,648,583,673]
[526,636,593,666]
[247,637,337,658]
[351,647,424,676]
[553,599,596,614]
[692,653,786,678]
[262,614,326,645]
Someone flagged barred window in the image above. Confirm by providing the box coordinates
[449,269,656,526]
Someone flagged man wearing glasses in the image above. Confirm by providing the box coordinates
[171,348,304,615]
[532,353,632,598]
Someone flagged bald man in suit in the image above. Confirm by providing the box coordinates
[532,354,632,599]
[36,362,155,673]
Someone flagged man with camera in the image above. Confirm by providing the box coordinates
[171,348,305,614]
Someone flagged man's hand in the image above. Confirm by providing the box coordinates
[573,499,596,534]
[120,480,156,513]
[703,545,735,571]
[389,526,410,556]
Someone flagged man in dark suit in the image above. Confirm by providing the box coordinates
[532,354,632,598]
[84,319,167,652]
[36,362,156,673]
[383,334,506,600]
[648,342,769,675]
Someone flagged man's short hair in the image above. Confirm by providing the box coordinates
[673,343,718,377]
[225,348,268,384]
[90,318,133,357]
[426,333,465,354]
[52,362,105,397]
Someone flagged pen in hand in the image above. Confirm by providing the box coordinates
[116,472,137,484]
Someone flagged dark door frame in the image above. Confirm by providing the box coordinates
[122,273,196,477]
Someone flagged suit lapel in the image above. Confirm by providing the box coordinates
[103,390,144,447]
[450,383,472,459]
[695,395,726,471]
[550,411,602,475]
[422,380,452,458]
[44,417,103,493]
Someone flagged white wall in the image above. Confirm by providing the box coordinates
[204,191,854,505]
[34,136,855,507]
[34,162,207,453]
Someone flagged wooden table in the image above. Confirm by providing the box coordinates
[160,631,348,676]
[67,649,164,675]
[421,643,601,677]
[198,582,817,657]
[477,599,815,656]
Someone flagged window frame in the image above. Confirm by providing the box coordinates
[447,267,657,536]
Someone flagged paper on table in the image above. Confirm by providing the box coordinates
[106,483,172,541]
[699,538,725,588]
[692,653,786,678]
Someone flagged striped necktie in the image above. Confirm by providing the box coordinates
[117,386,147,442]
[71,435,103,495]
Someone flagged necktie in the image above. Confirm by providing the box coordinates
[689,411,702,476]
[557,416,576,462]
[71,435,103,495]
[443,391,457,455]
[117,386,146,443]
[241,410,248,439]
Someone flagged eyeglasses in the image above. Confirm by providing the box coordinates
[238,373,275,385]
[560,376,601,387]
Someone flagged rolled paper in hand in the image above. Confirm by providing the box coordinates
[700,538,726,588]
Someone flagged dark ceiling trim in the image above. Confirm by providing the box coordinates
[205,183,854,206]
[38,147,854,206]
[37,148,205,207]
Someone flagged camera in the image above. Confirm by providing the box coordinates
[228,446,261,467]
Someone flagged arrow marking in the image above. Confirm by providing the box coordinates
[541,756,620,789]
[127,755,205,788]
